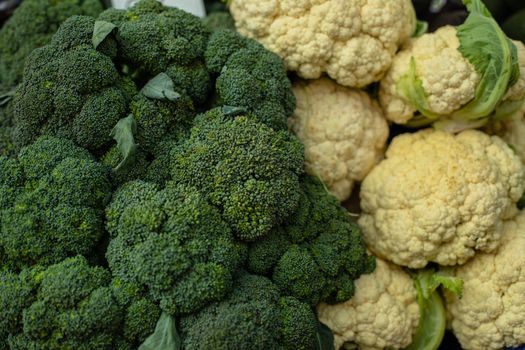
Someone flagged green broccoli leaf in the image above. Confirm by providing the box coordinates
[110,114,137,171]
[141,73,181,102]
[139,312,181,350]
[414,20,428,37]
[0,86,17,106]
[404,269,463,350]
[93,20,117,49]
[451,0,520,121]
[315,321,336,350]
[222,106,248,117]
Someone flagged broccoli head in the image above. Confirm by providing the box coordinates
[171,107,304,241]
[0,256,116,349]
[205,29,296,130]
[105,180,246,316]
[0,136,112,269]
[247,176,376,305]
[12,15,135,153]
[203,12,236,32]
[0,0,104,89]
[0,103,15,157]
[98,0,212,105]
[179,272,318,350]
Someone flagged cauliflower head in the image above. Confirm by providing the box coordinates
[229,0,416,88]
[445,210,525,350]
[379,25,525,127]
[359,129,525,268]
[289,78,389,202]
[486,104,525,164]
[317,258,419,350]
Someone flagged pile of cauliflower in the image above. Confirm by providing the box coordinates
[226,0,525,349]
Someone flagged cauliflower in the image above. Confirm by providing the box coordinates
[317,258,420,350]
[379,0,525,131]
[359,129,525,268]
[288,78,389,202]
[445,210,525,350]
[228,0,416,88]
[486,104,525,164]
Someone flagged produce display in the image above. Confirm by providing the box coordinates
[0,0,524,349]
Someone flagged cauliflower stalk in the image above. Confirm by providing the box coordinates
[380,0,525,132]
[228,0,416,88]
[486,103,525,164]
[445,211,525,350]
[318,258,463,350]
[289,78,389,202]
[359,129,525,269]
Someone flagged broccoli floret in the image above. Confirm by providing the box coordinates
[0,104,15,157]
[1,256,121,350]
[12,15,134,153]
[179,272,318,350]
[0,136,112,269]
[171,108,304,241]
[105,180,246,316]
[203,12,236,31]
[0,0,104,89]
[247,176,376,305]
[205,30,296,129]
[98,0,209,76]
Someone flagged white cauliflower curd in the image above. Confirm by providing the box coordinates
[228,0,416,88]
[317,258,419,350]
[358,129,525,268]
[288,78,389,202]
[445,211,525,350]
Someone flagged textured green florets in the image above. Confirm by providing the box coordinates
[171,108,305,241]
[0,136,112,269]
[0,0,104,89]
[105,180,246,316]
[12,15,134,153]
[179,272,318,350]
[247,176,376,305]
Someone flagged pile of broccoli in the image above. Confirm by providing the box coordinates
[0,1,374,348]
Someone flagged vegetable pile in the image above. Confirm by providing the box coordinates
[0,0,525,349]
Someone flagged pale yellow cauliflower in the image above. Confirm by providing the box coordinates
[379,25,525,125]
[358,129,525,268]
[229,0,416,88]
[445,211,525,350]
[317,257,419,350]
[486,104,525,164]
[288,78,389,202]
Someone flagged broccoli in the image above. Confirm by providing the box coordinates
[0,103,15,157]
[203,12,236,31]
[0,0,104,89]
[0,256,159,350]
[97,0,212,105]
[12,15,135,153]
[247,176,376,305]
[179,272,319,350]
[0,136,112,269]
[205,29,296,130]
[105,180,247,316]
[171,107,304,241]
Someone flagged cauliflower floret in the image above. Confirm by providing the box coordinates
[288,78,389,202]
[380,26,525,125]
[487,102,525,165]
[317,258,419,350]
[358,129,525,268]
[445,211,525,350]
[379,26,480,124]
[229,0,416,88]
